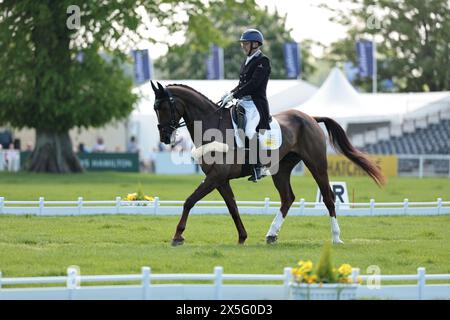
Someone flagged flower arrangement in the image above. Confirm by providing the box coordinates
[292,260,353,285]
[124,184,154,205]
[292,241,354,285]
[290,241,359,300]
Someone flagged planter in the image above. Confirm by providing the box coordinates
[290,283,358,300]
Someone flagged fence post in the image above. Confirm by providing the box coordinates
[77,197,83,216]
[417,267,426,300]
[142,266,151,300]
[370,199,375,216]
[418,156,424,178]
[38,197,44,216]
[0,197,4,215]
[403,198,409,215]
[67,266,79,300]
[284,267,292,299]
[436,198,442,215]
[214,266,223,300]
[264,197,270,214]
[351,268,360,284]
[153,197,159,215]
[115,197,121,214]
[299,199,305,216]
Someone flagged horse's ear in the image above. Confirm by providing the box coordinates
[157,82,165,93]
[150,81,158,94]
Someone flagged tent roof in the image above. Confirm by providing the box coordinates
[293,67,450,123]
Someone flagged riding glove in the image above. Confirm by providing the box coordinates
[222,92,235,105]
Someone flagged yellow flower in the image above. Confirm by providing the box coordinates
[338,264,352,276]
[126,193,137,201]
[305,274,317,284]
[144,196,154,201]
[298,260,313,273]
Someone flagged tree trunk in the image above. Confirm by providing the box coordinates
[28,130,83,173]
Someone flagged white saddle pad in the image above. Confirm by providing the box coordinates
[230,110,282,150]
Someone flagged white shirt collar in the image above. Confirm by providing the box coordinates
[245,49,261,65]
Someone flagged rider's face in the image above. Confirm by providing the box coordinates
[240,41,252,54]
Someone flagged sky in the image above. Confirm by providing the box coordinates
[145,0,350,60]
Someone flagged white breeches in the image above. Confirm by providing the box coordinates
[239,99,260,140]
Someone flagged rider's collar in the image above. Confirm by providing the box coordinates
[245,49,261,65]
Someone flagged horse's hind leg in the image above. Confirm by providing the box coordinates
[303,157,344,244]
[217,181,247,244]
[266,154,299,244]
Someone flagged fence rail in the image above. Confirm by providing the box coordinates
[0,266,449,300]
[0,197,449,216]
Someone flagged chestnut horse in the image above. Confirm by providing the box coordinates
[151,82,385,246]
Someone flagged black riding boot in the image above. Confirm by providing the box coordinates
[248,162,263,182]
[248,134,263,182]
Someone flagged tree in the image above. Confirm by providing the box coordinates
[157,3,316,80]
[0,0,242,172]
[322,0,450,92]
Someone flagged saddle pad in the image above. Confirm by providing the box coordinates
[230,109,282,150]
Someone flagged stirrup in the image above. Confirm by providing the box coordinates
[248,165,263,182]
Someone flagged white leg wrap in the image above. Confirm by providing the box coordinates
[266,211,285,237]
[330,217,344,244]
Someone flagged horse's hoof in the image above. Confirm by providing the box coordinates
[266,235,277,244]
[171,239,185,247]
[332,238,344,245]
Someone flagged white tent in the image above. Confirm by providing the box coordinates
[293,67,450,126]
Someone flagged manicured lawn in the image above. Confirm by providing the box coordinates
[0,172,449,280]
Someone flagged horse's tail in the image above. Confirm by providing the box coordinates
[314,116,386,187]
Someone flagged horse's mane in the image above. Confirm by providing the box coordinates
[167,84,218,107]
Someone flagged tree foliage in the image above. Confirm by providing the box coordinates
[323,0,449,92]
[157,3,316,80]
[0,0,246,172]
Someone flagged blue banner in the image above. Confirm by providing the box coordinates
[206,45,224,79]
[283,42,301,79]
[356,40,374,78]
[132,49,151,84]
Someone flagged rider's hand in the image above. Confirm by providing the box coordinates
[222,92,234,105]
[221,91,230,100]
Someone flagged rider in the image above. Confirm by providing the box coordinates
[221,28,272,182]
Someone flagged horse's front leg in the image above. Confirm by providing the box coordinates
[172,177,221,246]
[217,181,247,244]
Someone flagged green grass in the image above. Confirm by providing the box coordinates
[0,214,449,278]
[0,172,449,202]
[0,172,449,280]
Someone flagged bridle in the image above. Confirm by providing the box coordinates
[154,88,186,135]
[154,86,228,145]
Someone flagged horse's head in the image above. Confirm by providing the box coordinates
[151,81,185,145]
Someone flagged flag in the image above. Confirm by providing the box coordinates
[206,44,224,79]
[356,40,374,78]
[283,42,301,79]
[132,49,152,84]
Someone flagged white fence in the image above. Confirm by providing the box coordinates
[0,197,449,216]
[0,266,449,300]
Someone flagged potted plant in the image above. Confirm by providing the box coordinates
[290,241,359,300]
